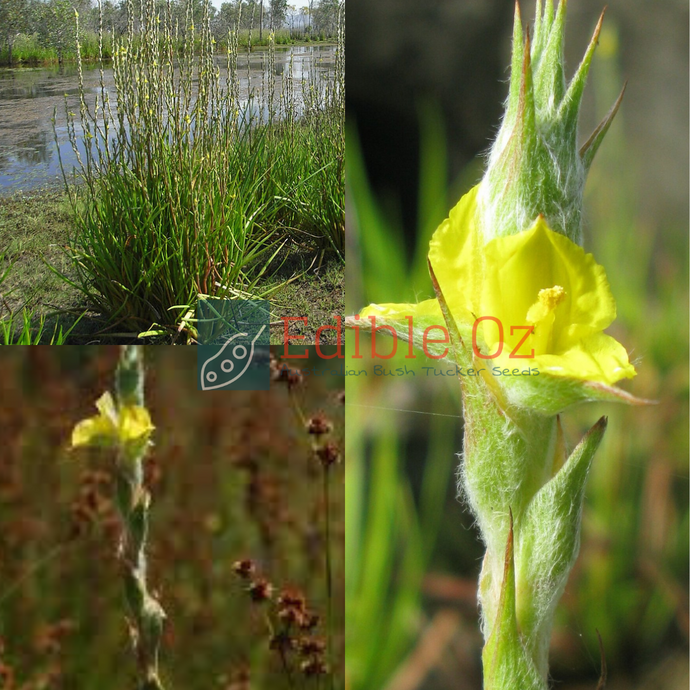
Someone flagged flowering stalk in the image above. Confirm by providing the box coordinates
[282,365,342,687]
[72,346,164,690]
[353,2,647,687]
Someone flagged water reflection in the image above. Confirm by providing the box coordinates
[13,131,52,165]
[0,45,336,194]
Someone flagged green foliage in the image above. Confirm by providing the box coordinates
[312,0,339,37]
[0,308,79,344]
[0,0,29,64]
[345,369,460,690]
[482,518,544,690]
[480,3,619,246]
[56,0,343,337]
[37,0,83,64]
[269,0,288,29]
[0,0,332,67]
[345,103,461,690]
[515,418,606,679]
[0,248,84,345]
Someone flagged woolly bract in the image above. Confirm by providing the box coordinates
[360,184,636,415]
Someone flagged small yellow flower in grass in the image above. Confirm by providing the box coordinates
[72,392,154,450]
[361,184,638,414]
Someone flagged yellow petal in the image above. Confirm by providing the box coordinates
[95,391,119,426]
[360,299,442,320]
[118,406,155,444]
[428,184,483,324]
[358,299,452,360]
[71,414,117,448]
[357,183,637,405]
[532,332,636,385]
[480,218,617,357]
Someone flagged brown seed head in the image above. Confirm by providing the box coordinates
[298,610,320,631]
[301,658,328,676]
[307,414,332,436]
[315,442,340,468]
[0,662,14,688]
[298,636,326,656]
[247,578,273,603]
[232,559,256,579]
[277,588,307,613]
[269,630,295,653]
[286,368,304,389]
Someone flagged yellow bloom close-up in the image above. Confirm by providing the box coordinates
[72,391,154,449]
[361,184,636,413]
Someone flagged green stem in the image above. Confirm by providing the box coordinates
[114,346,166,690]
[323,464,334,690]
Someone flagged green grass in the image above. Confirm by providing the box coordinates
[0,29,336,68]
[0,31,113,67]
[263,251,344,345]
[0,189,87,339]
[0,187,344,344]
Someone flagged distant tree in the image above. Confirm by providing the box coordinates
[212,2,236,39]
[167,0,214,34]
[37,0,80,65]
[303,0,314,35]
[307,0,314,33]
[211,0,262,35]
[312,0,339,37]
[0,0,29,65]
[285,4,299,36]
[94,0,129,36]
[268,0,287,30]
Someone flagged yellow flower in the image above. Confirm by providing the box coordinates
[361,185,638,413]
[72,392,154,449]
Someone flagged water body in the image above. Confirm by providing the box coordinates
[0,45,336,194]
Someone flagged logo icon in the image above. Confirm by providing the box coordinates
[197,300,270,390]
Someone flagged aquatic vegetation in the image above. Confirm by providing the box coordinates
[56,0,344,337]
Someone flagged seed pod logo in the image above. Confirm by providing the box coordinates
[200,325,267,390]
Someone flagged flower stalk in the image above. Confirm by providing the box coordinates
[353,2,645,687]
[72,346,164,690]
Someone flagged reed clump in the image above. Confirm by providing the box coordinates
[59,0,344,338]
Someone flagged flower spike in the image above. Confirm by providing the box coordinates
[352,4,644,686]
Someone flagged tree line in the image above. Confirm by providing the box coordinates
[0,0,342,65]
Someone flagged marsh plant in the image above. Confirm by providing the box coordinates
[65,349,344,689]
[355,1,647,687]
[71,346,164,689]
[57,0,344,337]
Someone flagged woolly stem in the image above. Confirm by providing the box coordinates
[114,346,166,690]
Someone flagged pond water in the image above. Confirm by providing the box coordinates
[0,45,336,194]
